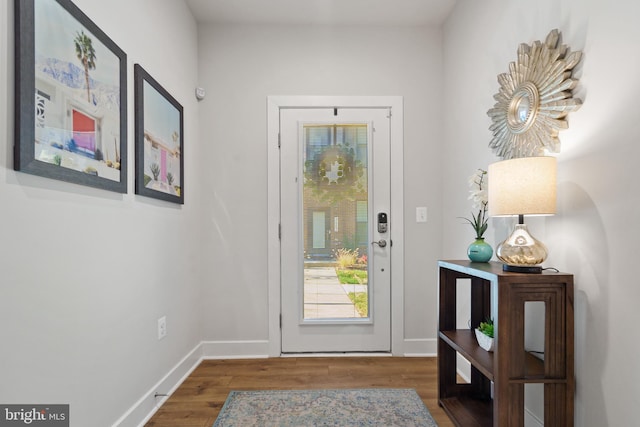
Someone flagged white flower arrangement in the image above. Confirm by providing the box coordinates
[462,169,489,239]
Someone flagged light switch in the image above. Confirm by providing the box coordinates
[416,207,427,223]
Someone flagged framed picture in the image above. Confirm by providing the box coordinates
[134,64,184,204]
[14,0,127,193]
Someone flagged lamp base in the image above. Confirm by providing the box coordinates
[502,264,542,274]
[496,222,548,274]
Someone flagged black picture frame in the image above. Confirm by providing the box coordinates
[134,64,184,204]
[14,0,127,193]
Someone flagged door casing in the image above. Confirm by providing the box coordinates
[267,96,404,356]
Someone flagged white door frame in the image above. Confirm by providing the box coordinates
[267,96,404,356]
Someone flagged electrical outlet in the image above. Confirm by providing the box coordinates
[157,316,167,340]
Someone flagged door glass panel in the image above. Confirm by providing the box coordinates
[302,124,369,320]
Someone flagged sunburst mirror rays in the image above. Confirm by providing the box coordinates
[488,29,583,159]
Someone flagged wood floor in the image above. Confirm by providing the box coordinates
[145,356,455,427]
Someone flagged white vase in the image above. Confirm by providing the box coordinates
[475,329,494,352]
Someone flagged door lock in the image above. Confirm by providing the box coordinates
[377,212,388,233]
[372,239,387,248]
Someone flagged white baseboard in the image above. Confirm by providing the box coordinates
[113,342,203,427]
[115,340,271,427]
[525,408,544,427]
[201,340,270,359]
[403,338,437,356]
[282,352,396,358]
[456,354,472,383]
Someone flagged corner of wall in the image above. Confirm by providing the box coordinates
[113,343,203,427]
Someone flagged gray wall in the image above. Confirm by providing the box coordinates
[0,1,201,425]
[442,0,640,425]
[196,24,445,350]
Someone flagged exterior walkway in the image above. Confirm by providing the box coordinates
[303,266,367,319]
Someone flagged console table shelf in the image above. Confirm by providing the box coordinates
[437,260,574,427]
[439,330,494,380]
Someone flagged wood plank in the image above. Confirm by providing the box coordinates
[145,357,455,427]
[439,396,492,427]
[439,330,494,380]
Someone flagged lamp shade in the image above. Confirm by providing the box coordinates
[488,156,557,217]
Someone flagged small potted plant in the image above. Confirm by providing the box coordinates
[461,169,493,262]
[475,318,494,352]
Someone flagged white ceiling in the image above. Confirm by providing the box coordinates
[184,0,457,26]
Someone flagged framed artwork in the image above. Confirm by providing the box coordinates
[14,0,127,193]
[134,64,184,204]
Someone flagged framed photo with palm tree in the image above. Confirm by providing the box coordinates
[14,0,127,193]
[134,64,184,204]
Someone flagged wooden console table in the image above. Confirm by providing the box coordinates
[437,260,574,427]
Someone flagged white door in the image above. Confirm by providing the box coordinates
[280,107,392,353]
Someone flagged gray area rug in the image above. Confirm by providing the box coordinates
[213,388,439,426]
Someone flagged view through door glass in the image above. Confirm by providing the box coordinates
[303,124,369,320]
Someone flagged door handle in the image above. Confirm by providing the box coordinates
[371,239,387,248]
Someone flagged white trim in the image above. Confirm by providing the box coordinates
[525,408,544,427]
[114,341,272,426]
[267,96,404,356]
[457,355,472,383]
[281,352,393,358]
[201,340,270,359]
[267,97,282,357]
[403,338,437,357]
[113,342,203,427]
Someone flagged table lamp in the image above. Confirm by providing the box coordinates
[488,156,557,273]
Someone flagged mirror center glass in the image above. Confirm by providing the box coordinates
[507,82,539,134]
[515,93,531,124]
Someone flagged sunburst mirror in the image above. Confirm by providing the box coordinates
[487,29,583,159]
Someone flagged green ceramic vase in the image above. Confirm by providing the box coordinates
[467,237,493,263]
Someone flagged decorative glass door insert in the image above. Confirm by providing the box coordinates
[302,124,369,320]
